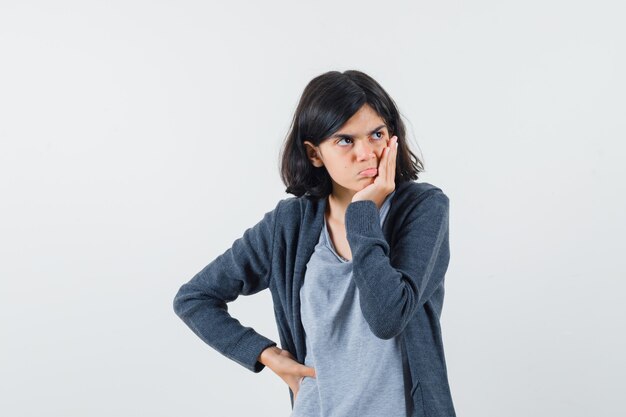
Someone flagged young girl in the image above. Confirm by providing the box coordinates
[173,70,456,417]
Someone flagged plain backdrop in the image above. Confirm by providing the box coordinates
[1,1,624,416]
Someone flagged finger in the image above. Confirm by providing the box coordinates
[386,136,395,182]
[301,365,316,378]
[390,136,398,180]
[377,149,385,178]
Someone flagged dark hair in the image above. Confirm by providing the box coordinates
[279,69,424,200]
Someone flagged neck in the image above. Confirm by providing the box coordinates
[326,185,356,226]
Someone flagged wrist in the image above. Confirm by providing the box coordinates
[258,345,281,365]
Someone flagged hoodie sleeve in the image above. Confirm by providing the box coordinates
[172,201,281,373]
[345,189,450,340]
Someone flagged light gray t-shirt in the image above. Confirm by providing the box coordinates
[291,190,412,417]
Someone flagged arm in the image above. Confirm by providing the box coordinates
[172,201,281,373]
[345,190,450,340]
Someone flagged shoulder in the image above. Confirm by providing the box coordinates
[271,194,313,228]
[387,181,450,231]
[395,180,449,209]
[275,195,305,218]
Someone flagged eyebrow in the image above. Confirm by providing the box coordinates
[330,124,387,140]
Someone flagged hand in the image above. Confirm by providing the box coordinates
[352,135,398,209]
[259,346,316,403]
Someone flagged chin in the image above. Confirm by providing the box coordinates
[357,179,374,189]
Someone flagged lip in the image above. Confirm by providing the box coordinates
[358,167,378,177]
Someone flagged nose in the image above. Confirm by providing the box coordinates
[355,140,375,161]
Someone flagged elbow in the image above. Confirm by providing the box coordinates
[172,283,222,319]
[372,328,397,340]
[366,299,417,339]
[172,292,182,318]
[363,295,414,339]
[368,316,403,340]
[172,285,188,318]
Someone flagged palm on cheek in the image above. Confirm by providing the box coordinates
[352,135,398,209]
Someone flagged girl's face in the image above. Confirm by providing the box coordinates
[303,103,391,197]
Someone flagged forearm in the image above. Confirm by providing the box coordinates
[345,192,450,339]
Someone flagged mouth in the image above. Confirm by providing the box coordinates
[358,167,378,177]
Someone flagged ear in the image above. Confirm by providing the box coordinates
[303,140,324,168]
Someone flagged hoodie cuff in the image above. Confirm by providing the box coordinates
[229,329,278,373]
[345,200,384,238]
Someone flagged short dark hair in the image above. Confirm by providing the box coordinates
[279,69,424,201]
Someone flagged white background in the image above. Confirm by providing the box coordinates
[1,1,624,416]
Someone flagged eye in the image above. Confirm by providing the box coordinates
[337,131,385,146]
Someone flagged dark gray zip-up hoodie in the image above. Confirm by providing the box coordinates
[173,180,456,417]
